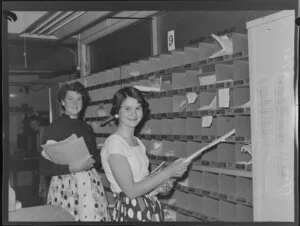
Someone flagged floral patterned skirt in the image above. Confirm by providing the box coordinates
[112,192,164,222]
[47,168,110,221]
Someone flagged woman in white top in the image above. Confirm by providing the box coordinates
[101,86,190,222]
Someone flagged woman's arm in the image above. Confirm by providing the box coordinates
[39,153,95,176]
[39,128,70,176]
[39,156,70,176]
[108,154,188,199]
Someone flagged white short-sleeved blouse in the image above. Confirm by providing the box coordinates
[101,134,150,193]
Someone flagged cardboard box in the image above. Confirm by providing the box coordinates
[233,60,249,81]
[188,170,203,189]
[202,172,219,193]
[216,116,235,137]
[236,204,253,221]
[188,193,203,213]
[217,143,236,163]
[235,115,251,139]
[219,200,237,221]
[218,174,237,196]
[202,196,219,218]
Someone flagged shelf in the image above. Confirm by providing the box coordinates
[76,31,253,222]
[85,51,248,92]
[149,157,252,178]
[174,183,253,207]
[86,79,250,106]
[91,131,251,144]
[85,106,251,122]
[140,134,250,144]
[161,201,219,222]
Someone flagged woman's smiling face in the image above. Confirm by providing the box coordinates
[62,90,83,118]
[118,97,143,129]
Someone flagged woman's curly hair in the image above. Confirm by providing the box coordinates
[57,81,90,119]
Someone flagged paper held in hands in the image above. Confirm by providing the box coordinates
[148,129,235,196]
[41,134,92,165]
[150,129,236,175]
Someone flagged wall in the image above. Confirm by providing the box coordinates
[156,10,277,54]
[89,20,152,73]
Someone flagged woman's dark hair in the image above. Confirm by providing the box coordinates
[58,81,90,118]
[111,86,150,133]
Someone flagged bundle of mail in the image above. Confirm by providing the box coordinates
[41,134,92,165]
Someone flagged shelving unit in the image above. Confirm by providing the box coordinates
[81,31,253,222]
[59,10,296,222]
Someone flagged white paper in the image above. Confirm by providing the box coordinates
[218,88,230,108]
[232,100,251,108]
[129,70,140,77]
[134,85,161,92]
[42,135,92,166]
[41,134,78,149]
[41,150,52,161]
[149,141,163,155]
[91,121,99,129]
[198,74,216,86]
[202,115,213,127]
[186,92,197,104]
[165,150,175,156]
[184,129,235,163]
[209,34,233,58]
[198,96,217,110]
[97,110,107,117]
[215,79,233,84]
[179,100,187,112]
[178,177,189,187]
[97,104,107,117]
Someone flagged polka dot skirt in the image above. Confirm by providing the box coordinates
[112,193,164,222]
[47,169,110,221]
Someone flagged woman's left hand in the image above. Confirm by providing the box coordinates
[159,179,174,194]
[69,156,95,173]
[149,178,174,196]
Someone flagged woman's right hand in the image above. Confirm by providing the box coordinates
[69,156,95,173]
[164,158,190,178]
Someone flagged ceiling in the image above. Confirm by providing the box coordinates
[6,11,158,84]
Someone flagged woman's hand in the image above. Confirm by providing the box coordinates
[69,156,95,173]
[164,158,190,178]
[158,178,174,195]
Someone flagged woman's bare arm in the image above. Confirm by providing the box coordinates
[108,154,188,199]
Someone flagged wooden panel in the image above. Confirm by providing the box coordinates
[247,10,295,221]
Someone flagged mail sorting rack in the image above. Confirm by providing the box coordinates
[69,32,252,221]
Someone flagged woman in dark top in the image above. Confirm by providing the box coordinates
[39,82,110,221]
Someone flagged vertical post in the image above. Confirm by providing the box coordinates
[151,15,158,56]
[2,10,9,223]
[48,87,53,123]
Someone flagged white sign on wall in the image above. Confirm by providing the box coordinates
[167,30,175,51]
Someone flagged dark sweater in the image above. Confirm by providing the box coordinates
[39,113,101,176]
